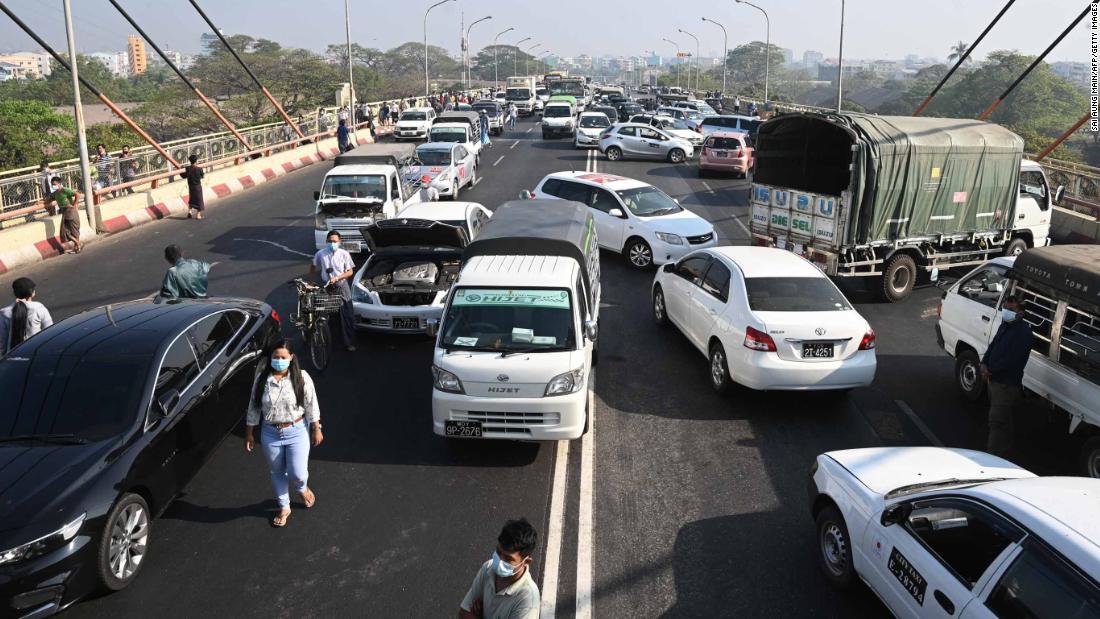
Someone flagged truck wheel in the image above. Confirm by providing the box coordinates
[880,253,917,302]
[1004,238,1028,257]
[1079,436,1100,478]
[955,349,986,402]
[605,146,623,161]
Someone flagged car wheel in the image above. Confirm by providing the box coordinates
[955,349,986,402]
[469,164,478,187]
[815,505,856,589]
[653,285,669,326]
[1080,437,1100,478]
[1004,238,1028,257]
[605,146,623,161]
[451,180,460,201]
[880,253,917,302]
[97,493,150,592]
[668,148,686,164]
[708,342,732,394]
[625,238,653,269]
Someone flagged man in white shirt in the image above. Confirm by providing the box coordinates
[310,230,357,351]
[459,518,540,619]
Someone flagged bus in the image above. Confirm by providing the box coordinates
[548,77,586,106]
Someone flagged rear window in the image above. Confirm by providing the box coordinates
[401,112,427,121]
[744,277,852,312]
[706,137,744,149]
[473,104,499,114]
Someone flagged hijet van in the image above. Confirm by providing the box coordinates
[426,200,602,441]
[937,245,1100,476]
[430,111,483,161]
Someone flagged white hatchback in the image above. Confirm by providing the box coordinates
[574,111,613,148]
[651,246,876,391]
[532,172,716,268]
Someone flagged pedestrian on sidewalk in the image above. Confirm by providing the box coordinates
[94,143,115,198]
[380,102,391,126]
[38,161,55,214]
[337,119,351,153]
[479,110,492,148]
[159,244,211,300]
[310,231,357,352]
[244,339,323,528]
[180,154,205,220]
[0,277,53,355]
[733,95,741,114]
[119,145,138,194]
[981,295,1033,458]
[459,518,540,619]
[47,176,83,254]
[337,105,350,123]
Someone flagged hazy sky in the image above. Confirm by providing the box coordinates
[0,0,1092,63]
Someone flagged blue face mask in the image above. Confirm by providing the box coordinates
[1001,308,1018,323]
[328,242,340,252]
[271,358,291,372]
[490,551,522,578]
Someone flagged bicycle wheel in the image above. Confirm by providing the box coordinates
[308,320,331,372]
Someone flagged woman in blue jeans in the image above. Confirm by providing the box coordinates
[244,340,323,527]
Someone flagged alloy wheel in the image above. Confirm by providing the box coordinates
[710,348,726,387]
[109,503,148,581]
[628,241,652,268]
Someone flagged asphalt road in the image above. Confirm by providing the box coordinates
[0,113,1080,618]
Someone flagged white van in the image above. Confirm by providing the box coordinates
[937,245,1100,476]
[427,200,601,441]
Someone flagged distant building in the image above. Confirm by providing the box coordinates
[648,53,662,67]
[1051,61,1088,87]
[904,54,920,67]
[0,52,51,78]
[127,35,147,75]
[200,31,223,54]
[781,48,794,66]
[817,61,869,81]
[803,50,823,70]
[0,62,25,81]
[87,52,129,77]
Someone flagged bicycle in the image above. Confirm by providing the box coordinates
[288,278,344,372]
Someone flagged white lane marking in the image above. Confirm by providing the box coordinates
[702,181,715,193]
[539,439,570,618]
[492,155,505,167]
[895,400,944,447]
[510,140,520,150]
[232,238,312,258]
[732,216,752,238]
[576,384,595,619]
[526,127,533,134]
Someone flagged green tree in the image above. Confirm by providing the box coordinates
[947,41,971,66]
[725,42,787,97]
[0,100,75,169]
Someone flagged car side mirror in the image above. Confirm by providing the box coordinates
[584,319,598,341]
[313,191,320,200]
[608,208,625,218]
[1054,184,1065,204]
[156,389,180,417]
[425,319,439,338]
[663,263,676,273]
[880,502,911,527]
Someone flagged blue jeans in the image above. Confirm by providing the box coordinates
[261,420,310,508]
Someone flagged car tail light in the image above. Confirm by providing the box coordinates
[743,326,777,352]
[270,309,281,322]
[858,329,876,350]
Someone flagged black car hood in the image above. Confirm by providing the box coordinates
[0,441,114,535]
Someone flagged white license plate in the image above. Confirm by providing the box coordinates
[716,151,728,158]
[341,241,361,252]
[392,317,419,329]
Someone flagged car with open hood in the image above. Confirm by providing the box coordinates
[352,201,492,334]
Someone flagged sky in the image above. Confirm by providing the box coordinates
[0,0,1093,64]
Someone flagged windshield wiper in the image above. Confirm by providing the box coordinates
[0,433,89,445]
[500,345,571,358]
[886,477,1007,499]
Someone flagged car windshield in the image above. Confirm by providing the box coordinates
[621,105,642,114]
[473,104,498,115]
[660,118,693,130]
[683,110,703,120]
[321,174,386,200]
[580,115,610,128]
[441,288,575,351]
[616,186,683,217]
[0,353,150,442]
[431,128,468,143]
[745,277,853,311]
[695,104,717,115]
[401,111,426,121]
[536,88,548,97]
[544,106,571,118]
[417,149,452,166]
[706,137,743,149]
[549,82,585,97]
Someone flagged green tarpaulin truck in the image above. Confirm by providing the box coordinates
[749,113,1062,301]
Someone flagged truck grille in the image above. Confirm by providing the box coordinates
[687,232,714,244]
[379,292,434,306]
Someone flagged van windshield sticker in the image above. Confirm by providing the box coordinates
[453,289,571,309]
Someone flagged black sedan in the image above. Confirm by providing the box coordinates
[615,102,644,121]
[0,299,280,616]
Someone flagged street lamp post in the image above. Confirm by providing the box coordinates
[423,0,455,97]
[526,43,541,75]
[344,0,356,139]
[702,17,727,96]
[678,29,700,92]
[465,15,491,89]
[836,0,846,111]
[493,27,514,90]
[662,38,681,88]
[514,36,531,76]
[735,0,770,104]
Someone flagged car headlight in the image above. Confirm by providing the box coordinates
[0,513,86,567]
[655,232,684,245]
[545,366,585,396]
[353,283,372,304]
[432,365,464,394]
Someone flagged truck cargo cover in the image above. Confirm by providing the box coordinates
[334,143,417,167]
[1014,245,1100,308]
[754,113,1023,244]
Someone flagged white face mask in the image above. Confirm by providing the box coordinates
[490,551,523,578]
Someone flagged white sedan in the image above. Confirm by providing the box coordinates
[651,246,876,391]
[809,446,1100,618]
[413,142,478,200]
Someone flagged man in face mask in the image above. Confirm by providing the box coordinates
[459,518,540,619]
[309,230,357,352]
[980,295,1033,457]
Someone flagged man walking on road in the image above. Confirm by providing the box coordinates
[47,176,83,254]
[507,102,517,130]
[981,295,1033,457]
[181,154,206,220]
[337,120,351,153]
[310,231,357,352]
[160,244,211,300]
[459,518,540,619]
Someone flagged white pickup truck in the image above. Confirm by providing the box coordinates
[937,245,1100,476]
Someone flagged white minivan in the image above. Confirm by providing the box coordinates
[427,200,601,441]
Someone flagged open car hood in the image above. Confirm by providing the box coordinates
[361,218,468,250]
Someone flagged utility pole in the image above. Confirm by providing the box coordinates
[465,15,492,89]
[424,0,455,97]
[702,17,727,95]
[344,0,355,137]
[62,0,95,226]
[493,27,514,90]
[836,0,846,112]
[735,0,770,104]
[663,38,681,89]
[514,36,531,76]
[678,29,700,92]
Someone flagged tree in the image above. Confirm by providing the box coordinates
[0,100,74,169]
[947,41,971,66]
[725,42,786,97]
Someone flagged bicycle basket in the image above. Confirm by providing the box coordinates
[304,290,344,313]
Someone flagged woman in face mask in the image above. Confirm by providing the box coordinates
[0,277,53,356]
[244,340,323,527]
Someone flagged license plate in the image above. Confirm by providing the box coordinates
[802,342,834,358]
[341,241,361,252]
[445,420,482,437]
[392,316,419,329]
[716,151,728,158]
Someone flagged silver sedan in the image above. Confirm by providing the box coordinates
[413,142,478,201]
[598,122,695,163]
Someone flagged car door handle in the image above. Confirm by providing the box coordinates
[981,315,991,322]
[933,590,955,615]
